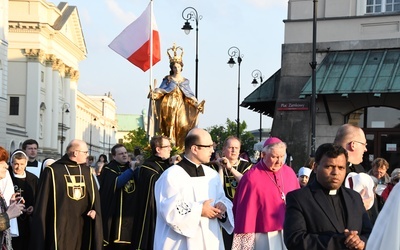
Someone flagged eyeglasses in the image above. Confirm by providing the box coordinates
[160,145,172,148]
[76,150,89,155]
[353,141,367,147]
[195,144,214,148]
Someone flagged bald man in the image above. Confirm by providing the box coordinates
[30,139,103,250]
[334,124,367,174]
[154,128,234,249]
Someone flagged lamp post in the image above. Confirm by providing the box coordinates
[60,103,70,157]
[101,98,105,153]
[181,7,201,99]
[227,46,243,138]
[108,125,115,154]
[310,0,318,157]
[251,69,264,142]
[89,117,97,156]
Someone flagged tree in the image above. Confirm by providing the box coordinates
[123,127,149,153]
[207,118,257,157]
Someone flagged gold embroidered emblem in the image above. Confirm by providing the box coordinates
[65,175,86,200]
[124,179,135,193]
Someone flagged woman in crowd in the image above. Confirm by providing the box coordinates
[9,150,38,250]
[95,154,108,176]
[0,147,25,250]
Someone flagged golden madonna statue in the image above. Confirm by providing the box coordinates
[148,44,205,148]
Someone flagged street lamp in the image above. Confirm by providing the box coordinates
[89,117,97,156]
[251,69,264,142]
[227,46,243,138]
[60,103,70,157]
[181,7,201,99]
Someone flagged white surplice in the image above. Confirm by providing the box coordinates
[154,164,234,250]
[366,183,400,250]
[0,171,19,236]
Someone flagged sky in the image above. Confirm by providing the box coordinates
[64,0,287,132]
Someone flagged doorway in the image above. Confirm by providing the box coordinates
[363,129,400,174]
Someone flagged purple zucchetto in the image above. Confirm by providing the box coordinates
[263,137,283,147]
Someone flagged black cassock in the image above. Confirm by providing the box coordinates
[30,154,103,250]
[99,160,136,247]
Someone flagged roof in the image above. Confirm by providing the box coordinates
[241,69,280,117]
[300,49,400,97]
[54,2,87,56]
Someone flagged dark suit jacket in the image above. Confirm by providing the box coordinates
[284,181,372,250]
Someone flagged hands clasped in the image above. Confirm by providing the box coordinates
[344,229,365,250]
[7,201,25,219]
[201,199,227,219]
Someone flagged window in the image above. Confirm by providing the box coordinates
[366,0,400,13]
[9,97,19,115]
[386,0,400,11]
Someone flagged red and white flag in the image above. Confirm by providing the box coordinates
[109,3,161,72]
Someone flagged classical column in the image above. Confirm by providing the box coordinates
[51,59,62,150]
[43,55,54,149]
[69,70,79,140]
[23,49,43,139]
[63,67,72,144]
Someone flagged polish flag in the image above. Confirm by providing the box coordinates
[109,3,161,72]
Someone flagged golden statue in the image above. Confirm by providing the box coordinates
[148,44,205,148]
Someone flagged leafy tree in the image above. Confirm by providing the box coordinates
[123,127,149,153]
[207,118,257,156]
[123,128,183,158]
[123,120,257,160]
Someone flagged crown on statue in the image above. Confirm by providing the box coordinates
[167,43,184,64]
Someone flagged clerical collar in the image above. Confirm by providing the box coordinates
[27,160,38,167]
[183,156,202,168]
[317,181,340,196]
[178,157,205,177]
[329,190,338,195]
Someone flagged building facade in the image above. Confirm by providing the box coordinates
[243,0,400,171]
[116,110,147,144]
[0,0,9,144]
[6,0,117,160]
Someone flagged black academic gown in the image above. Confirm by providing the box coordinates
[30,154,103,250]
[10,171,38,250]
[284,181,372,250]
[209,160,252,201]
[132,155,170,250]
[99,160,136,247]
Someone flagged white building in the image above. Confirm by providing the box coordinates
[6,0,117,160]
[0,0,9,143]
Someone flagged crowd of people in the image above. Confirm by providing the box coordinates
[0,123,397,249]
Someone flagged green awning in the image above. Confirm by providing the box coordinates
[300,49,400,97]
[241,69,280,117]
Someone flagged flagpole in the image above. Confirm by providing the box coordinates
[148,0,154,140]
[150,0,154,90]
